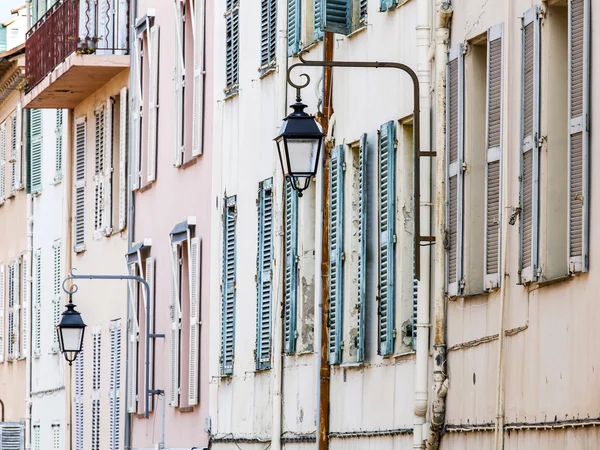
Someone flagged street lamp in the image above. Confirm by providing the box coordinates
[274,98,324,197]
[56,295,86,365]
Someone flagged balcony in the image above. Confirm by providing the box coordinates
[24,0,129,109]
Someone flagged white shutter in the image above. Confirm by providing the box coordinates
[0,122,5,204]
[147,26,160,182]
[52,423,60,450]
[94,108,106,235]
[0,423,25,449]
[131,39,142,191]
[13,259,20,359]
[145,257,155,413]
[14,103,22,190]
[7,263,14,360]
[75,345,84,450]
[74,118,87,252]
[174,0,185,167]
[30,110,43,194]
[0,264,4,363]
[109,321,122,450]
[118,88,128,231]
[55,109,64,182]
[169,243,181,407]
[21,253,29,358]
[126,263,139,413]
[33,425,40,450]
[92,330,101,450]
[104,99,114,235]
[188,238,200,405]
[53,241,62,353]
[34,251,41,357]
[192,0,205,156]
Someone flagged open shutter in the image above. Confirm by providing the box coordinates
[126,264,139,413]
[0,122,5,203]
[188,239,201,404]
[192,0,205,156]
[329,146,344,365]
[13,259,20,359]
[21,254,29,358]
[92,331,101,450]
[225,4,240,93]
[118,88,128,231]
[260,0,277,67]
[104,100,114,235]
[94,108,106,234]
[568,0,590,273]
[484,26,503,290]
[56,109,64,181]
[446,45,465,296]
[221,196,236,375]
[14,104,22,190]
[7,264,14,359]
[288,0,300,55]
[380,0,398,12]
[174,2,185,166]
[74,118,86,252]
[313,0,323,40]
[52,241,61,353]
[0,264,4,363]
[256,180,273,370]
[131,39,142,191]
[322,0,350,35]
[284,181,298,354]
[30,109,43,194]
[169,244,181,406]
[378,121,396,357]
[110,322,122,450]
[357,134,367,362]
[34,251,41,357]
[75,345,84,450]
[144,257,155,412]
[148,26,160,181]
[520,6,541,284]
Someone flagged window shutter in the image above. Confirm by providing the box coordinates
[109,321,122,450]
[169,244,181,406]
[53,241,61,353]
[322,0,350,35]
[225,4,240,93]
[378,121,396,357]
[221,196,237,375]
[380,0,398,12]
[103,100,113,235]
[13,104,22,190]
[568,0,590,273]
[144,257,155,412]
[131,39,142,191]
[0,423,24,449]
[30,109,43,194]
[0,122,5,204]
[313,0,323,40]
[94,108,106,235]
[484,26,503,290]
[412,270,418,350]
[357,134,367,362]
[118,88,128,231]
[75,345,84,450]
[192,0,205,156]
[34,251,41,357]
[148,26,160,180]
[92,331,101,450]
[174,3,185,166]
[21,253,29,358]
[7,263,14,359]
[126,264,139,413]
[520,6,541,284]
[360,0,367,22]
[260,0,277,67]
[188,238,201,403]
[329,145,344,365]
[74,118,86,252]
[0,264,4,363]
[284,180,298,354]
[52,424,60,450]
[446,45,465,296]
[13,259,20,359]
[55,109,64,181]
[255,180,273,370]
[288,0,300,56]
[33,425,40,450]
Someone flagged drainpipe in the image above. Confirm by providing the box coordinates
[427,2,452,450]
[413,0,432,446]
[25,136,33,450]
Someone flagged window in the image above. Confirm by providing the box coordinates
[7,259,20,360]
[74,117,86,252]
[109,320,122,450]
[0,264,4,363]
[75,345,84,450]
[52,423,60,450]
[0,122,6,204]
[55,109,64,182]
[29,109,43,195]
[34,250,41,357]
[260,0,277,70]
[225,0,240,96]
[10,105,22,194]
[256,179,273,370]
[309,0,367,41]
[52,240,62,353]
[221,196,237,375]
[92,330,101,450]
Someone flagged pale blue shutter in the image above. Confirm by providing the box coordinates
[221,196,237,375]
[378,121,395,357]
[260,0,277,67]
[568,0,590,273]
[225,2,240,94]
[288,0,301,55]
[29,109,43,194]
[284,180,298,354]
[314,0,323,40]
[256,180,273,370]
[0,28,6,52]
[322,0,350,35]
[519,6,541,284]
[357,134,367,362]
[329,145,344,365]
[380,0,398,12]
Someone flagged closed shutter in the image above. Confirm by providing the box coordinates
[484,25,503,290]
[118,88,128,231]
[94,108,106,234]
[313,0,323,40]
[131,39,142,191]
[446,45,465,296]
[52,424,60,450]
[221,196,236,375]
[33,425,40,450]
[322,0,350,35]
[329,145,344,365]
[55,109,64,181]
[256,180,273,370]
[103,100,113,235]
[174,2,185,166]
[0,264,4,363]
[378,121,396,357]
[92,331,101,450]
[109,321,122,450]
[11,260,20,359]
[188,239,201,404]
[21,253,29,358]
[520,6,541,284]
[0,122,5,203]
[169,244,181,406]
[30,109,43,194]
[288,0,301,56]
[357,134,367,362]
[34,251,41,357]
[144,257,155,412]
[12,104,22,191]
[225,2,240,93]
[260,0,277,67]
[74,118,86,252]
[192,0,205,156]
[284,180,298,354]
[148,26,160,179]
[7,263,14,359]
[412,270,418,350]
[75,346,84,450]
[126,263,139,413]
[568,0,590,273]
[0,423,25,449]
[52,241,61,353]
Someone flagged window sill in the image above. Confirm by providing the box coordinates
[299,39,321,55]
[74,246,86,255]
[140,182,153,193]
[178,406,194,413]
[380,0,413,12]
[339,361,363,369]
[393,350,416,359]
[224,85,239,100]
[347,24,368,39]
[181,157,198,170]
[527,273,574,289]
[258,62,276,79]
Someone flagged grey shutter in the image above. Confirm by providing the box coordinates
[260,0,277,67]
[256,180,273,370]
[357,134,367,362]
[378,121,395,357]
[55,109,63,181]
[288,0,301,56]
[380,0,398,12]
[103,100,113,235]
[33,425,39,450]
[519,6,541,284]
[75,346,84,450]
[12,104,22,191]
[52,424,59,450]
[30,110,43,194]
[329,145,344,364]
[568,0,590,273]
[225,3,240,93]
[313,0,323,40]
[221,196,237,375]
[109,322,122,450]
[322,0,350,35]
[0,423,25,450]
[446,45,465,296]
[21,254,28,358]
[484,25,503,290]
[284,180,298,354]
[74,118,86,252]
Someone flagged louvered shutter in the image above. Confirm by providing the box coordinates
[0,122,5,204]
[192,0,205,156]
[260,0,277,67]
[55,109,64,181]
[169,244,181,406]
[288,0,300,55]
[144,257,155,412]
[52,241,61,352]
[412,269,418,350]
[21,253,29,358]
[34,251,41,357]
[52,424,60,450]
[322,0,350,35]
[520,6,541,283]
[221,196,236,375]
[94,108,106,234]
[188,240,201,403]
[103,100,114,235]
[284,181,298,354]
[74,118,86,252]
[92,331,101,450]
[33,425,40,450]
[0,423,25,449]
[174,3,185,166]
[75,345,84,450]
[118,88,128,231]
[225,5,240,92]
[148,26,160,180]
[131,39,142,191]
[255,180,273,370]
[484,25,503,290]
[360,0,367,22]
[357,134,367,362]
[0,264,4,363]
[126,263,139,413]
[378,121,396,357]
[30,109,43,194]
[13,259,20,359]
[446,45,465,296]
[313,0,323,40]
[329,146,344,365]
[380,0,398,12]
[568,0,590,273]
[7,264,14,359]
[110,322,122,450]
[13,104,22,191]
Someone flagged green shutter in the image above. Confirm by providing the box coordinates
[380,0,398,12]
[314,0,323,40]
[357,134,367,362]
[256,180,273,370]
[221,196,237,375]
[322,0,350,35]
[30,110,43,194]
[284,180,298,354]
[329,145,344,365]
[378,121,396,357]
[288,0,301,55]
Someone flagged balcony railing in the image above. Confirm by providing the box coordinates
[26,0,129,92]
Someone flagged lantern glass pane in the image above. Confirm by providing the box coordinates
[286,138,319,175]
[61,327,84,352]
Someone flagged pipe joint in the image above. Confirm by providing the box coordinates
[437,4,454,28]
